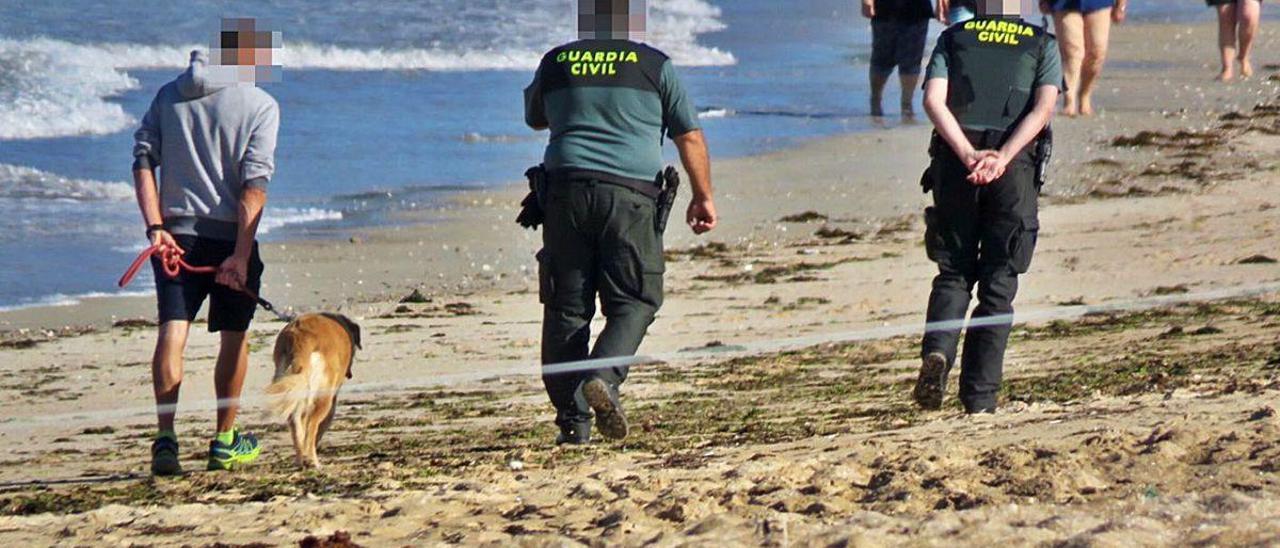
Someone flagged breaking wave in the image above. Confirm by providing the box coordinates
[0,0,734,141]
[0,163,134,201]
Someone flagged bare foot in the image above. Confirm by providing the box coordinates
[1217,67,1235,82]
[1079,96,1095,117]
[1061,100,1079,118]
[1240,59,1254,79]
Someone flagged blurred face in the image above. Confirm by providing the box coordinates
[210,18,283,85]
[578,0,648,41]
[216,17,280,66]
[978,0,1028,17]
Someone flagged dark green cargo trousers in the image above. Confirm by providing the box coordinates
[921,139,1040,413]
[539,178,665,428]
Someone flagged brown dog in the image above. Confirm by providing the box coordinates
[265,313,361,468]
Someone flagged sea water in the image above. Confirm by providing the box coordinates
[0,0,1218,310]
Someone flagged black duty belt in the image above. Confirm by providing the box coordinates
[962,128,1007,149]
[548,169,661,199]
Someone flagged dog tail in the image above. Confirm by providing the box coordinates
[265,328,325,420]
[265,372,312,420]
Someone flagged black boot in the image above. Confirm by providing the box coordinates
[556,421,591,445]
[912,352,950,410]
[583,378,629,440]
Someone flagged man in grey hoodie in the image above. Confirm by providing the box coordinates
[133,22,279,476]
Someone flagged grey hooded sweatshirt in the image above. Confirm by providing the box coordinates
[134,50,279,241]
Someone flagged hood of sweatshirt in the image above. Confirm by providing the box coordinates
[176,50,231,99]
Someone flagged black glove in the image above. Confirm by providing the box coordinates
[516,165,547,230]
[516,191,543,229]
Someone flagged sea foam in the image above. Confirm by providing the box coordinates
[0,0,735,141]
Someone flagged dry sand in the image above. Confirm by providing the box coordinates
[2,20,1279,547]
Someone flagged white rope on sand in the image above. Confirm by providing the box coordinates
[1,281,1277,432]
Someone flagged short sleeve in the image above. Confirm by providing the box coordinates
[1035,36,1064,90]
[658,61,700,139]
[924,37,949,83]
[524,53,551,129]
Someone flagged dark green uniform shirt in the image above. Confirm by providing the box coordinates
[925,17,1063,132]
[524,39,700,182]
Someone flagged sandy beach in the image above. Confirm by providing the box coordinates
[2,19,1280,546]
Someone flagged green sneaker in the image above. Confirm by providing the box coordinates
[206,429,261,471]
[150,435,183,477]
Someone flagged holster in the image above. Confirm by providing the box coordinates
[655,166,680,234]
[1032,126,1053,191]
[516,165,548,230]
[921,131,944,194]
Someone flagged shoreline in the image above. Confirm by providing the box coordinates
[3,19,1273,331]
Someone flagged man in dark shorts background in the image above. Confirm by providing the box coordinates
[132,18,280,476]
[862,0,936,118]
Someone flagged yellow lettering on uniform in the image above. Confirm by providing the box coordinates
[978,31,989,42]
[606,52,618,62]
[567,51,580,62]
[571,63,582,75]
[608,63,617,75]
[625,52,638,63]
[557,51,567,63]
[964,21,975,30]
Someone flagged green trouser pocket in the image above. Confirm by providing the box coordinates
[641,263,665,310]
[536,249,555,304]
[1008,217,1039,274]
[611,189,666,309]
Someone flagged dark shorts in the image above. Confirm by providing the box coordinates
[1206,0,1261,6]
[153,235,263,333]
[871,19,930,76]
[1050,0,1116,13]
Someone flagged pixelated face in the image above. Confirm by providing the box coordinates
[978,0,1030,16]
[578,0,648,41]
[210,17,282,85]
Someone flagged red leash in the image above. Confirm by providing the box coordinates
[118,244,292,321]
[118,244,216,288]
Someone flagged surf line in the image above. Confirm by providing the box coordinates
[3,281,1278,432]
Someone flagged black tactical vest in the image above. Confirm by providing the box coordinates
[940,18,1050,131]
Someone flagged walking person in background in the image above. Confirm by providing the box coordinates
[914,0,1061,414]
[1209,0,1264,81]
[862,0,937,118]
[1041,0,1126,116]
[936,0,977,24]
[133,19,280,476]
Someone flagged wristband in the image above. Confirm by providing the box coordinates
[146,224,165,238]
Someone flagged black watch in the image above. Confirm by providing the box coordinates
[146,224,165,238]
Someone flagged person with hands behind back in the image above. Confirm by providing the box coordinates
[913,0,1061,415]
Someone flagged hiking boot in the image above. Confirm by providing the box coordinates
[556,422,592,446]
[206,429,261,471]
[151,435,183,477]
[912,352,950,411]
[583,378,628,440]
